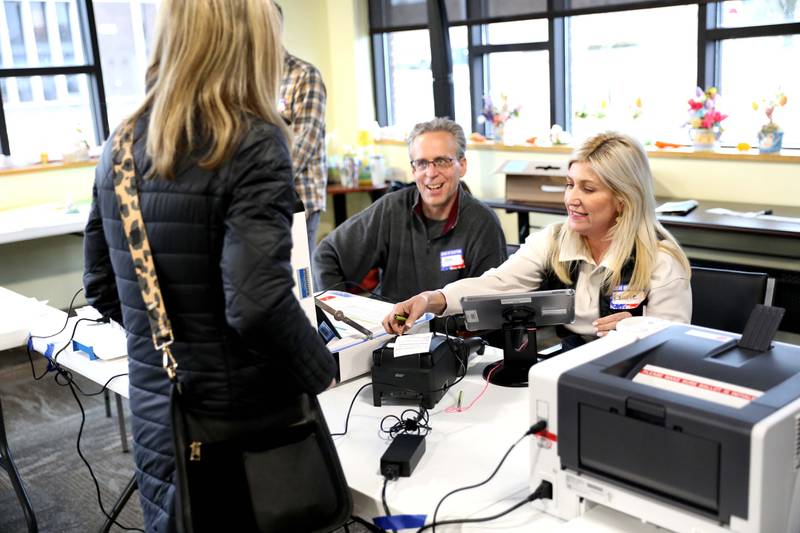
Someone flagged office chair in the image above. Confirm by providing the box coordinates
[690,266,775,334]
[0,394,38,532]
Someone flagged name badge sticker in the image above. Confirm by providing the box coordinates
[440,249,465,271]
[610,284,647,310]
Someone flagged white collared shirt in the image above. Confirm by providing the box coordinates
[441,223,691,336]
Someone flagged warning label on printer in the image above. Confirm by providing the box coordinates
[633,364,763,409]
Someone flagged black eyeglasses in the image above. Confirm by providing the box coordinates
[410,157,456,172]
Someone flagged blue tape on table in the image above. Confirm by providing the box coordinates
[72,340,98,360]
[373,514,427,530]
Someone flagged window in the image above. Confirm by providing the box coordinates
[94,0,158,129]
[486,51,550,143]
[380,27,470,132]
[369,0,800,150]
[719,0,799,27]
[719,35,799,147]
[708,1,800,148]
[0,0,159,161]
[2,74,96,161]
[568,5,698,145]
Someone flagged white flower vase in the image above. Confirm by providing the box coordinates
[690,127,721,151]
[493,123,505,145]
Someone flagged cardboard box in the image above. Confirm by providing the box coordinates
[501,160,568,204]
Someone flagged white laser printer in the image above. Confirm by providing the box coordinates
[529,321,800,533]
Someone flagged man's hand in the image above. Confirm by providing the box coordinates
[382,291,446,335]
[592,311,633,337]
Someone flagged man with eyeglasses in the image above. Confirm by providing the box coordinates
[313,117,507,303]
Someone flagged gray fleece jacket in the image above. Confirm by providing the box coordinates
[313,184,507,302]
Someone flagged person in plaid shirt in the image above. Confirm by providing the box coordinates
[277,5,327,254]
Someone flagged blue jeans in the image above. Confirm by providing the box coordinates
[306,210,321,259]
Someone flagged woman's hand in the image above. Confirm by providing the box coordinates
[592,311,633,337]
[382,291,446,335]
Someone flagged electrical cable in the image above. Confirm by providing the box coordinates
[329,382,373,437]
[25,287,85,380]
[380,406,431,438]
[417,480,552,532]
[444,362,498,414]
[381,473,398,533]
[429,420,548,533]
[24,288,137,529]
[65,377,144,532]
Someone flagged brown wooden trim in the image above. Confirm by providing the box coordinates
[0,159,98,178]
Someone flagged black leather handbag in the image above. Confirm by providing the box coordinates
[112,122,352,533]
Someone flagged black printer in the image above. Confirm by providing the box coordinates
[555,323,800,527]
[371,334,485,409]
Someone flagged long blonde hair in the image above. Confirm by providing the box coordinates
[548,131,690,292]
[128,0,288,179]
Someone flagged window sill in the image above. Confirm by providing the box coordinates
[0,158,98,178]
[376,139,800,164]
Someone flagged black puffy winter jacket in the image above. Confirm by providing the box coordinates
[83,116,336,532]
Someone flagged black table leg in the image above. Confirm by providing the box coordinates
[0,395,38,533]
[333,194,348,227]
[114,393,130,453]
[98,474,138,533]
[517,212,530,243]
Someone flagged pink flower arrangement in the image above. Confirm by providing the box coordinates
[687,87,728,130]
[480,94,521,127]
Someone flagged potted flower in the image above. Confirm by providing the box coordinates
[686,87,728,151]
[753,91,787,154]
[479,94,521,144]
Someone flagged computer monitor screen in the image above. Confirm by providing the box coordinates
[460,289,576,331]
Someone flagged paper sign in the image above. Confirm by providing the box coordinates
[392,333,434,358]
[633,364,762,409]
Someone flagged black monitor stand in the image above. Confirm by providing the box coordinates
[482,307,539,387]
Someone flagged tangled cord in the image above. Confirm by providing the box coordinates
[380,406,432,438]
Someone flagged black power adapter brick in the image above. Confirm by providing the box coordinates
[380,434,426,478]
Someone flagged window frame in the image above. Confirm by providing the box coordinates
[369,0,800,149]
[0,0,109,156]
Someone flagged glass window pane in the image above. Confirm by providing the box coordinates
[371,0,465,28]
[57,2,77,63]
[484,0,547,18]
[720,35,799,148]
[142,3,158,59]
[568,5,697,145]
[1,1,86,68]
[486,51,550,143]
[2,74,97,163]
[95,1,154,128]
[485,19,548,45]
[383,27,471,133]
[30,2,51,65]
[719,0,799,28]
[5,1,27,66]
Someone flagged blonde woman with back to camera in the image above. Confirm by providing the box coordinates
[83,1,336,531]
[384,132,692,351]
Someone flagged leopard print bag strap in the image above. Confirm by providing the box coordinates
[112,121,178,380]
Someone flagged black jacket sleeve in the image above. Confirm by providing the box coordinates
[221,127,335,394]
[83,178,123,324]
